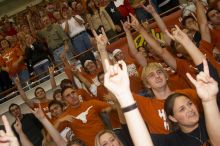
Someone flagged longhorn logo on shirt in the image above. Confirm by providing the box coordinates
[3,52,13,63]
[158,109,169,130]
[75,106,93,123]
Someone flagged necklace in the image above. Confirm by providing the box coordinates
[185,125,203,145]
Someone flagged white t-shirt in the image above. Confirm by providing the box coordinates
[61,15,86,38]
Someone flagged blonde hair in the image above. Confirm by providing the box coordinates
[95,130,124,146]
[141,62,167,86]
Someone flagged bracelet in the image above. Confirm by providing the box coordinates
[122,102,137,113]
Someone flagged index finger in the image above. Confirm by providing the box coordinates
[203,59,209,76]
[92,29,98,38]
[2,115,14,136]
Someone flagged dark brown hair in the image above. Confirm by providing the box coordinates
[164,93,190,131]
[34,87,45,97]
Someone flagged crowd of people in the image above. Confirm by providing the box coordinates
[0,0,220,146]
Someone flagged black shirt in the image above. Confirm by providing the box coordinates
[12,113,44,146]
[25,41,50,67]
[164,116,211,146]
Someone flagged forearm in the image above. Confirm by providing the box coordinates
[18,131,34,146]
[126,31,138,56]
[97,45,110,73]
[16,82,33,107]
[202,99,220,146]
[140,27,176,69]
[151,12,171,46]
[181,41,204,66]
[195,0,211,42]
[40,118,66,145]
[50,73,57,89]
[75,72,92,88]
[126,31,147,67]
[117,92,153,146]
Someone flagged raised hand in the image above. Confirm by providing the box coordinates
[104,61,130,99]
[48,65,55,75]
[121,17,131,33]
[165,25,191,45]
[13,118,23,134]
[142,4,156,14]
[31,104,46,120]
[129,13,142,31]
[92,27,109,48]
[186,59,219,102]
[0,115,19,146]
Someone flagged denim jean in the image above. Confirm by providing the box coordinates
[33,60,51,76]
[71,31,92,54]
[53,45,73,66]
[71,31,95,64]
[11,69,30,86]
[17,69,30,83]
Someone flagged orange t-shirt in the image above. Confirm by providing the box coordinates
[97,85,109,100]
[133,88,200,134]
[211,28,220,51]
[174,58,197,89]
[61,100,109,146]
[125,58,145,94]
[0,46,26,76]
[76,88,94,102]
[199,40,220,75]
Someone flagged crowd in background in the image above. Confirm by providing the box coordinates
[0,0,220,146]
[0,0,182,95]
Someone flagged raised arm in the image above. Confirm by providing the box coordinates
[142,4,172,46]
[92,28,111,73]
[166,25,204,66]
[14,77,34,108]
[121,18,147,67]
[0,115,20,146]
[49,65,57,89]
[129,14,177,70]
[14,118,34,146]
[195,0,211,43]
[187,59,220,146]
[31,105,66,146]
[104,61,154,146]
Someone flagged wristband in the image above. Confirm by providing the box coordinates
[122,102,137,113]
